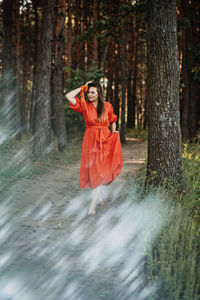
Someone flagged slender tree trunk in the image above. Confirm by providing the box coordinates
[1,0,21,138]
[114,43,120,128]
[132,15,139,129]
[65,0,72,81]
[73,0,82,69]
[86,3,93,70]
[127,3,134,128]
[93,0,98,63]
[180,0,199,142]
[30,0,40,132]
[21,1,31,131]
[146,0,182,186]
[80,0,85,71]
[106,39,114,104]
[32,0,56,160]
[120,32,126,143]
[51,0,67,152]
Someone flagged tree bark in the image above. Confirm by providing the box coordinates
[1,0,21,138]
[126,2,134,129]
[120,32,126,143]
[132,14,139,129]
[51,0,67,152]
[30,0,40,132]
[93,0,99,63]
[73,0,82,69]
[146,0,182,186]
[106,39,114,104]
[21,1,31,131]
[32,0,56,160]
[180,0,199,142]
[114,43,120,128]
[65,0,72,81]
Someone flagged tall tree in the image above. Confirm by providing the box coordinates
[32,0,56,160]
[93,0,99,63]
[1,0,21,138]
[51,0,67,152]
[65,0,72,80]
[180,0,199,142]
[132,13,139,129]
[146,0,182,185]
[114,43,120,126]
[30,0,40,132]
[120,30,126,143]
[126,6,134,129]
[106,39,114,104]
[21,1,32,131]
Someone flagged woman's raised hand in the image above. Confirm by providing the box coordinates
[85,81,92,86]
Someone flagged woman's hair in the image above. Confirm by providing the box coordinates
[87,82,105,120]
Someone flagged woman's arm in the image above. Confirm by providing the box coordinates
[111,122,118,133]
[65,81,92,105]
[65,87,81,105]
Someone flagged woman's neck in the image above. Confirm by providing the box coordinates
[92,100,98,108]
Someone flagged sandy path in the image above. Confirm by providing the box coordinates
[1,139,147,299]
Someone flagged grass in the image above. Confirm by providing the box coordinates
[134,142,200,300]
[126,127,148,141]
[0,131,82,190]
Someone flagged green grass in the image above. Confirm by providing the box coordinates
[126,127,148,141]
[0,132,82,189]
[136,143,200,300]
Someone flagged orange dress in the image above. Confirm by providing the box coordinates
[69,96,123,188]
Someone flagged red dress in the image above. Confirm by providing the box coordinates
[70,97,123,188]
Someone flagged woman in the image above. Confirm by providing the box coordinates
[65,82,123,215]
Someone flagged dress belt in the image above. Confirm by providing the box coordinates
[86,125,108,129]
[86,126,108,161]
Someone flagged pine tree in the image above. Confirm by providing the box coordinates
[146,0,182,185]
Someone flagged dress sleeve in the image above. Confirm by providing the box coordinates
[108,103,117,123]
[69,97,83,113]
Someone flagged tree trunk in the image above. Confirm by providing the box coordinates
[30,0,40,132]
[21,1,31,131]
[120,32,126,143]
[146,0,182,186]
[106,39,114,104]
[93,0,98,63]
[132,14,139,129]
[73,0,82,69]
[32,0,56,160]
[86,2,93,70]
[180,0,199,142]
[114,43,120,128]
[65,0,72,81]
[80,0,86,71]
[1,0,21,138]
[51,0,67,152]
[126,3,134,129]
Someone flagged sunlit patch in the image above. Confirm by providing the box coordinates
[126,137,141,142]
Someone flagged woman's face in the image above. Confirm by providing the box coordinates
[87,87,98,102]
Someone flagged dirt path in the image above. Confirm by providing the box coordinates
[1,139,147,300]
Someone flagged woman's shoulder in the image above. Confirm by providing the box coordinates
[104,101,114,111]
[104,101,112,108]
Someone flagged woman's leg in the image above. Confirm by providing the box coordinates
[88,187,100,215]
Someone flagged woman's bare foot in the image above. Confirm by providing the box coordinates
[99,199,103,206]
[88,210,96,215]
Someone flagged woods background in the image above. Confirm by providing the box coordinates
[0,0,199,156]
[0,1,200,298]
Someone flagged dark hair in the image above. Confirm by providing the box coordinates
[87,82,105,120]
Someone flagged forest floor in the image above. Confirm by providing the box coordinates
[1,137,147,300]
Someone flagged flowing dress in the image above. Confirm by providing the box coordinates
[69,96,123,188]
